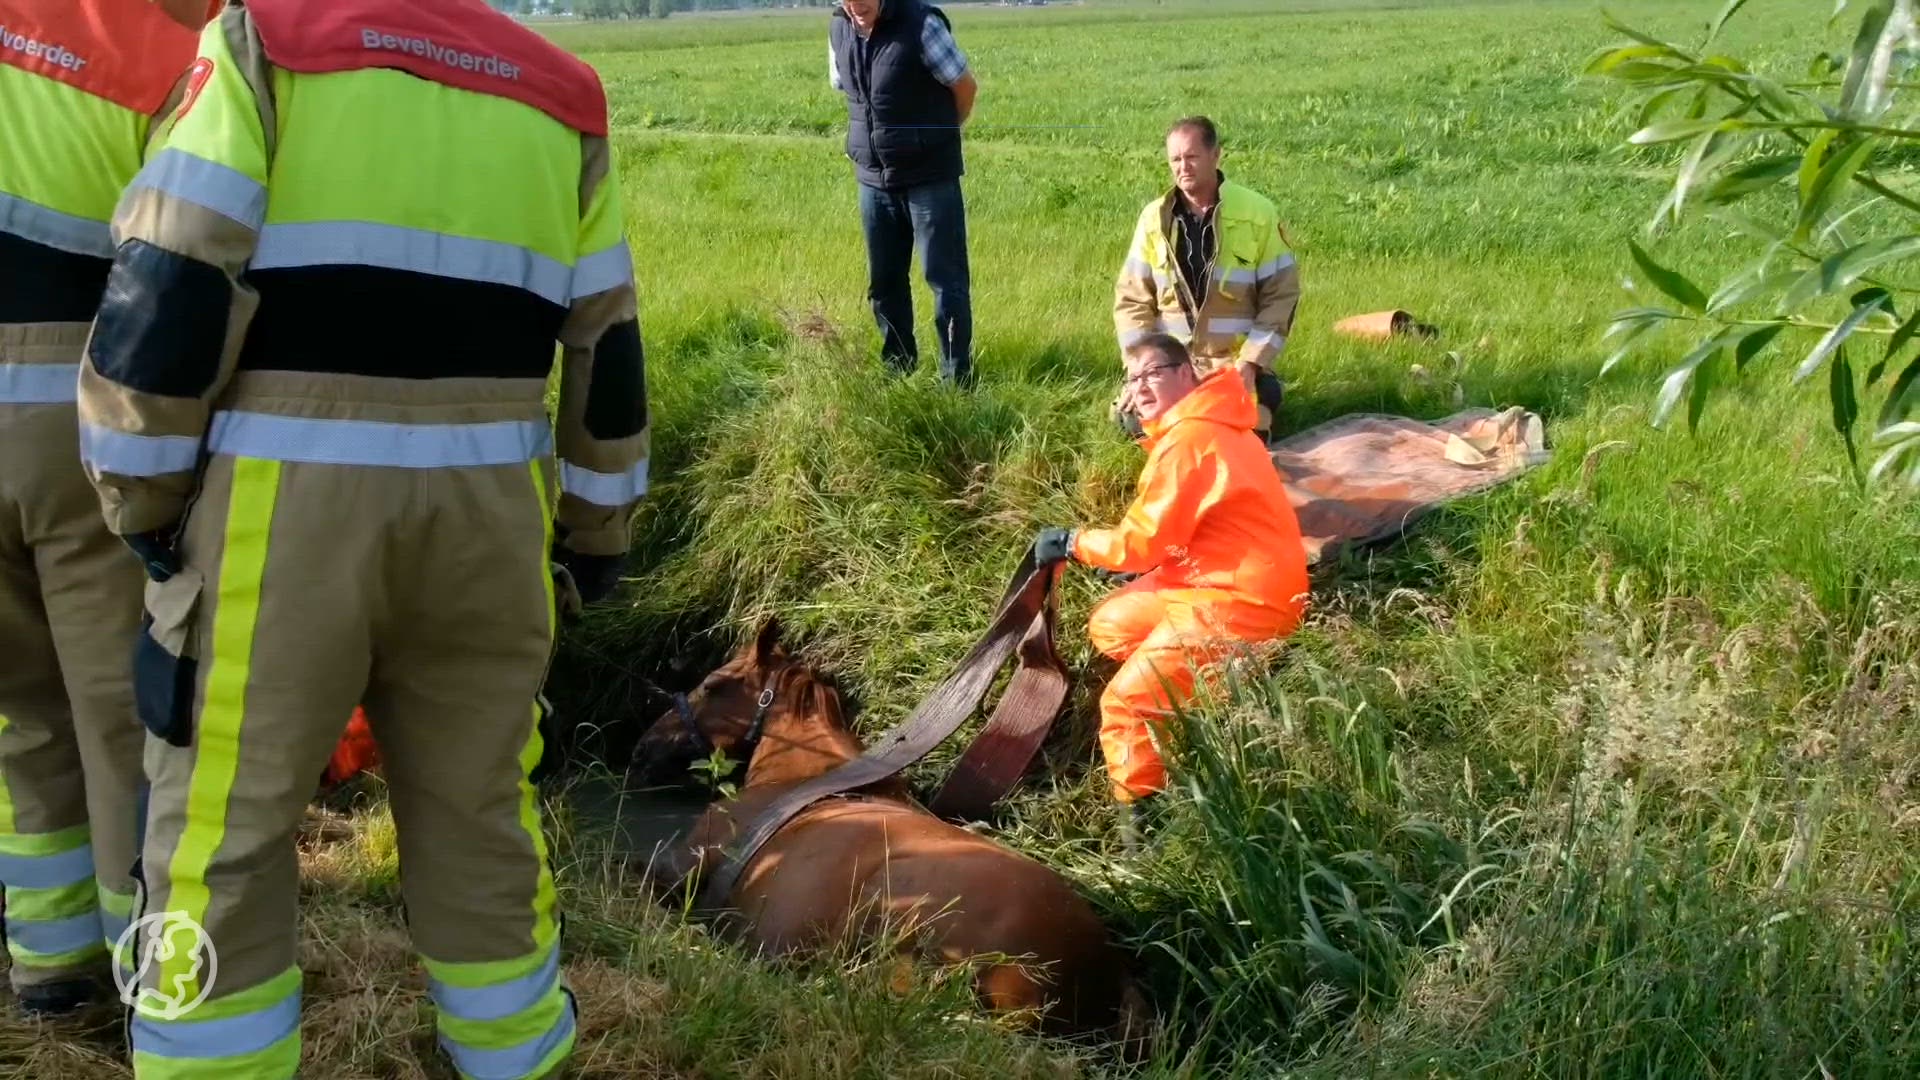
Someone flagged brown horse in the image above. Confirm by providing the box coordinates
[632,620,1151,1045]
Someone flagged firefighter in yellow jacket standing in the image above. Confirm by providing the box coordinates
[0,0,217,1018]
[77,0,647,1075]
[1114,115,1300,443]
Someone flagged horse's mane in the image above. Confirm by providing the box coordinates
[766,655,849,731]
[756,651,899,791]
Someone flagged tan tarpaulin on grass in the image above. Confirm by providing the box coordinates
[1271,406,1550,563]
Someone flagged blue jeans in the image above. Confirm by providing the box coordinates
[858,178,973,386]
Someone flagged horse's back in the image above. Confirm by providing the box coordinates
[717,794,1132,1034]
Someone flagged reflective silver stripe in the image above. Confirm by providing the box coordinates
[80,423,202,477]
[560,459,648,506]
[570,241,633,299]
[0,843,95,890]
[1257,252,1297,280]
[1121,256,1153,280]
[1246,329,1285,352]
[0,363,78,404]
[131,988,302,1058]
[1158,317,1192,340]
[1208,318,1255,335]
[1221,268,1257,286]
[439,998,576,1080]
[0,189,112,258]
[206,412,552,468]
[100,906,132,949]
[253,222,573,306]
[430,944,561,1023]
[1118,327,1153,348]
[7,911,103,957]
[131,149,267,230]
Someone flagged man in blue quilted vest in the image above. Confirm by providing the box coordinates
[829,0,980,387]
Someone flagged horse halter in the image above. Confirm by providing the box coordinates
[671,675,778,760]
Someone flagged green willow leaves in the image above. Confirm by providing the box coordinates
[1589,0,1920,486]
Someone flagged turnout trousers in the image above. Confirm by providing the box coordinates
[126,378,576,1080]
[0,343,145,992]
[1086,572,1301,802]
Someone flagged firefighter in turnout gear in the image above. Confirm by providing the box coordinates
[76,0,647,1075]
[0,0,218,1018]
[1113,115,1300,443]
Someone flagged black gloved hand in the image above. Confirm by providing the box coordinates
[124,529,181,583]
[1033,526,1075,566]
[553,546,625,606]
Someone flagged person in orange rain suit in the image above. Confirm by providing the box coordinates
[1033,331,1309,837]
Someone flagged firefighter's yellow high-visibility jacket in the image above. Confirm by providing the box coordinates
[1112,175,1301,375]
[77,0,648,557]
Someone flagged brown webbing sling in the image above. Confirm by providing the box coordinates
[693,547,1068,912]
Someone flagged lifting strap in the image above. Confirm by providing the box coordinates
[691,546,1068,913]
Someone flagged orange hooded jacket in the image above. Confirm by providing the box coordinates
[1071,367,1308,613]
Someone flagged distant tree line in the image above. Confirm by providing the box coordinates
[487,0,992,19]
[488,0,851,19]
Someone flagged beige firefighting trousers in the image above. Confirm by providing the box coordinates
[125,373,574,1077]
[0,328,145,991]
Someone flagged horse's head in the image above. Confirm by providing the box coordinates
[630,618,798,788]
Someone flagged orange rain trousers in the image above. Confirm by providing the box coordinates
[1087,579,1300,800]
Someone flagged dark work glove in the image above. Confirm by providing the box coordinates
[124,529,181,583]
[553,546,625,606]
[1033,526,1075,566]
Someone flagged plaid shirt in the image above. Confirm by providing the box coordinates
[829,13,970,91]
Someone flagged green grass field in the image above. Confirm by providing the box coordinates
[7,1,1917,1076]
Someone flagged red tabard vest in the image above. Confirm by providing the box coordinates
[248,0,608,137]
[0,0,201,115]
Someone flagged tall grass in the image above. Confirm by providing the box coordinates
[1287,579,1920,1077]
[1056,660,1503,1070]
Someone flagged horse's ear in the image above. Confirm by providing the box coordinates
[753,616,784,666]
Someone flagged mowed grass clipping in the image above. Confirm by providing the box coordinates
[5,1,1917,1077]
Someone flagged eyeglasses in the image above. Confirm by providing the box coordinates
[1124,361,1186,388]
